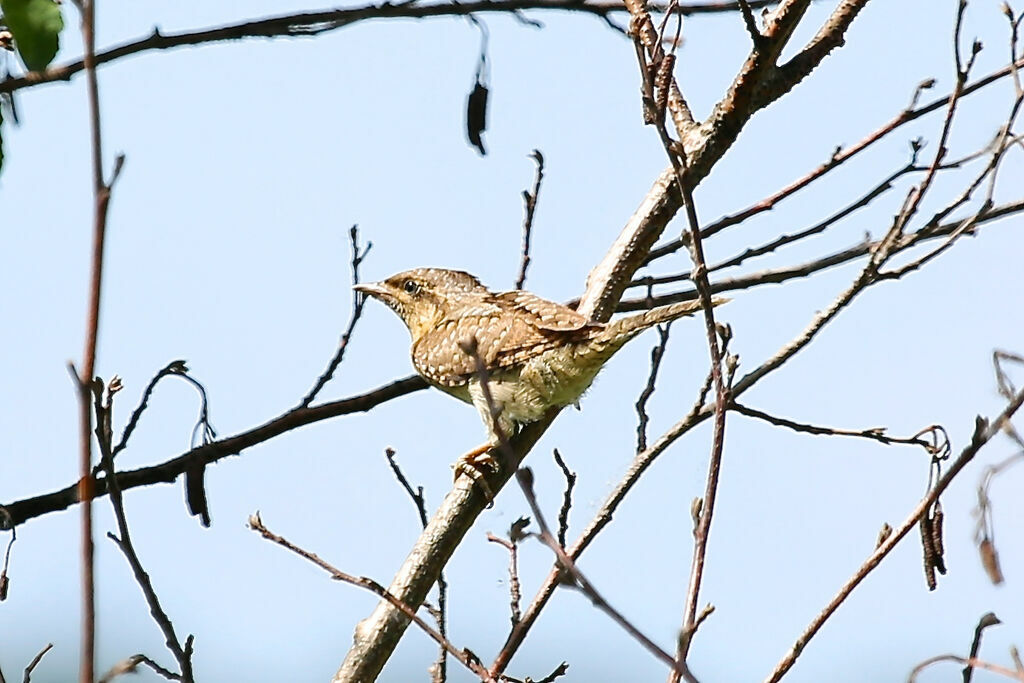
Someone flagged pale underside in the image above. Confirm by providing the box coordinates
[434,347,612,445]
[411,290,618,444]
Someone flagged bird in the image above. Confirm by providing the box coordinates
[354,267,726,483]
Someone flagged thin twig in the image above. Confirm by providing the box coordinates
[501,661,570,683]
[515,468,698,682]
[732,403,950,455]
[383,448,448,681]
[552,449,575,548]
[74,0,123,677]
[963,612,1002,683]
[516,150,544,291]
[132,654,182,682]
[767,384,1024,682]
[630,7,730,669]
[642,54,1024,265]
[636,157,927,286]
[457,332,690,681]
[490,335,714,678]
[3,375,427,528]
[384,448,429,528]
[300,225,371,408]
[0,2,779,96]
[0,522,15,600]
[22,643,53,683]
[111,360,189,458]
[94,380,193,682]
[486,519,526,626]
[736,0,762,44]
[498,26,1015,678]
[909,655,1024,682]
[635,324,672,453]
[247,513,494,681]
[617,199,1024,313]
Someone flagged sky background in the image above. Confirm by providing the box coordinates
[1,0,1023,681]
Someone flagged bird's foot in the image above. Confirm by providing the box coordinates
[453,442,501,506]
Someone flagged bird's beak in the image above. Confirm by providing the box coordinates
[353,282,389,300]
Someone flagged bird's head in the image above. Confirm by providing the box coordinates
[354,268,490,340]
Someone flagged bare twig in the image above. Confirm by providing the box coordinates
[493,147,1002,678]
[131,654,183,682]
[300,225,372,408]
[486,518,528,626]
[2,375,426,528]
[628,7,730,669]
[501,661,569,683]
[637,156,927,285]
[111,360,189,458]
[73,0,125,677]
[736,0,762,44]
[963,612,1003,683]
[642,54,1024,265]
[94,380,194,682]
[515,468,698,682]
[767,384,1024,682]
[909,655,1024,682]
[552,449,575,548]
[340,4,1013,677]
[22,643,53,683]
[731,403,950,455]
[490,332,714,678]
[248,513,494,681]
[383,448,448,681]
[635,324,672,453]
[384,448,430,528]
[516,150,544,290]
[0,522,15,601]
[0,2,779,96]
[618,199,1024,312]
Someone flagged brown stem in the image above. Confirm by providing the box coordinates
[77,0,110,679]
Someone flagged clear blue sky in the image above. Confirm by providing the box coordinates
[1,1,1022,681]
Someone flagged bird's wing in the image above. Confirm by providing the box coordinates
[496,291,597,331]
[413,293,599,386]
[413,314,515,386]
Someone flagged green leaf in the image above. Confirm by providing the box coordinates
[0,0,63,71]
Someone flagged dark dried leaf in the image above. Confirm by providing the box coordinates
[466,80,488,155]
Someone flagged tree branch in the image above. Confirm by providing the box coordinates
[0,1,780,96]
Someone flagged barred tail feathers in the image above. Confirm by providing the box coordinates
[600,296,729,347]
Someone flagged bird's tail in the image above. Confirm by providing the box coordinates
[599,296,729,348]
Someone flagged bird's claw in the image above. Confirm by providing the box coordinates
[453,443,500,506]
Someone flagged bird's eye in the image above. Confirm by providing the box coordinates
[403,280,419,294]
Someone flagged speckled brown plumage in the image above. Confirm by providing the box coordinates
[355,267,726,447]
